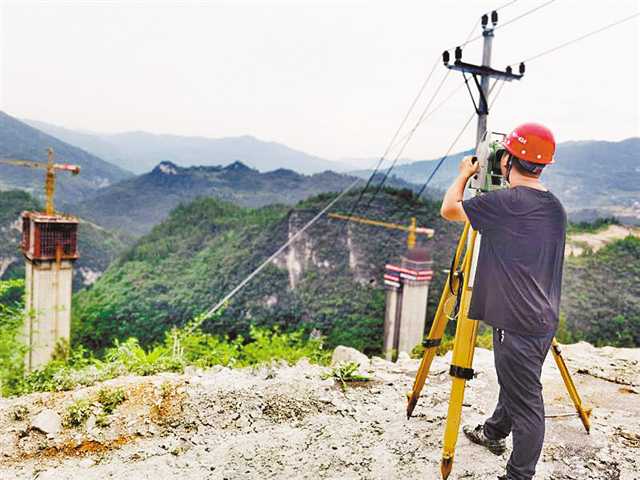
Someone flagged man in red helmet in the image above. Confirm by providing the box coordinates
[440,123,566,480]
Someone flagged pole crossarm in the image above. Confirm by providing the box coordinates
[446,61,523,82]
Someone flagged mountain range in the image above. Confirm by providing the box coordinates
[64,160,416,237]
[351,138,640,224]
[0,112,131,205]
[24,118,351,175]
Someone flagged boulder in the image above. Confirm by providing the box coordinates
[331,346,369,368]
[397,352,411,361]
[31,409,61,435]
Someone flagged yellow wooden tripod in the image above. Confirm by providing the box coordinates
[406,222,591,479]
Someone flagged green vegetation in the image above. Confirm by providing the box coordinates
[96,387,126,414]
[0,279,28,395]
[7,404,28,421]
[6,323,328,397]
[63,398,93,427]
[0,190,131,290]
[73,191,453,355]
[322,361,370,391]
[0,280,330,397]
[567,217,620,235]
[62,387,126,428]
[562,235,640,347]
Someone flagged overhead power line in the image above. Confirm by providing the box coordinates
[494,0,558,32]
[458,0,559,48]
[337,55,441,230]
[361,69,452,209]
[509,12,640,66]
[415,79,505,200]
[494,0,521,12]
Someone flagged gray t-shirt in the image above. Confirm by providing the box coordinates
[462,186,566,336]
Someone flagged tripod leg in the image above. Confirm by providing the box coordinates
[440,229,480,480]
[550,338,591,433]
[407,223,471,419]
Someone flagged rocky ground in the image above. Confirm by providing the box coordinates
[0,342,638,480]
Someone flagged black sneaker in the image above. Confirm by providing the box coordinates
[463,424,506,456]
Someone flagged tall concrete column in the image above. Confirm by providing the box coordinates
[397,248,433,355]
[383,281,402,361]
[382,247,433,360]
[24,259,74,370]
[21,212,79,372]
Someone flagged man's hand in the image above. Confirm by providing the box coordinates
[440,156,478,222]
[459,155,480,179]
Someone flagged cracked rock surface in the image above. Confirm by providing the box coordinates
[0,342,638,479]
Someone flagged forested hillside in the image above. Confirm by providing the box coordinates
[562,236,640,346]
[72,189,461,353]
[0,191,131,289]
[72,189,640,354]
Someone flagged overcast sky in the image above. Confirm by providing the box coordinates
[1,0,638,165]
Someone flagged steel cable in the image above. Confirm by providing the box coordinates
[509,12,640,66]
[189,176,363,330]
[335,55,442,233]
[456,0,559,48]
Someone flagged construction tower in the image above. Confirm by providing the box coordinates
[21,211,79,371]
[383,246,434,360]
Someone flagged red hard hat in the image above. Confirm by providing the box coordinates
[502,122,556,165]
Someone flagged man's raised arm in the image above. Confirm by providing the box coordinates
[440,156,479,222]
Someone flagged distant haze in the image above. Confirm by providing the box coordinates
[1,1,638,165]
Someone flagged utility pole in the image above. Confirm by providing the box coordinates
[442,11,525,147]
[477,15,494,146]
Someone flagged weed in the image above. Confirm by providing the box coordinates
[95,412,110,428]
[63,399,93,427]
[322,361,370,391]
[160,381,173,399]
[8,404,28,421]
[96,387,126,414]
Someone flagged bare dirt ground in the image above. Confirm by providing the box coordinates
[565,225,640,256]
[0,342,638,480]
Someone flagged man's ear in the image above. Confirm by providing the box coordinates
[500,152,509,176]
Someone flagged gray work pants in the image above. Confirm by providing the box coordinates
[483,327,555,480]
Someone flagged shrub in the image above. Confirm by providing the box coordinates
[7,404,28,421]
[3,320,328,397]
[240,326,329,366]
[63,399,93,427]
[0,279,27,396]
[96,387,126,414]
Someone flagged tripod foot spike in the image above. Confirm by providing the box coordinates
[406,393,418,419]
[440,457,453,479]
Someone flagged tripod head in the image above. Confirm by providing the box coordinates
[469,131,507,193]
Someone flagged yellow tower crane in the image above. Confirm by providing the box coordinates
[328,213,434,249]
[0,148,81,216]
